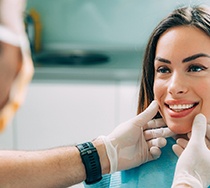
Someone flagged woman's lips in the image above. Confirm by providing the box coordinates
[164,102,199,118]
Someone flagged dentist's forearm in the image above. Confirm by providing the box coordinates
[0,138,110,188]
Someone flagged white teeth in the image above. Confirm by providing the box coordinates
[169,104,194,111]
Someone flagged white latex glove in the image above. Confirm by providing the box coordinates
[172,114,210,188]
[99,100,174,173]
[173,123,210,157]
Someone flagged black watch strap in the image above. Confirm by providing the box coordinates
[76,142,102,184]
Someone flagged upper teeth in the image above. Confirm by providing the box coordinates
[169,104,194,110]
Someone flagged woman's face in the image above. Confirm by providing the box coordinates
[154,26,210,134]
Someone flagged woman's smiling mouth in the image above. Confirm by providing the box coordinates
[167,103,198,112]
[164,102,199,118]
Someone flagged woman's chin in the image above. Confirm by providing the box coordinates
[160,111,194,134]
[167,124,192,135]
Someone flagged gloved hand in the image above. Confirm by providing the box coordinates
[99,100,174,173]
[173,123,210,157]
[172,114,210,188]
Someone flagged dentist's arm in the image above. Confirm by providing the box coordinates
[172,114,210,188]
[0,101,174,187]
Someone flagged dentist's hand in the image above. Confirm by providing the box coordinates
[172,114,210,188]
[99,100,174,173]
[173,123,210,157]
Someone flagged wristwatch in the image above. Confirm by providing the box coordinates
[76,142,102,184]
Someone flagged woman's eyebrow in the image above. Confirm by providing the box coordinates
[154,57,171,64]
[155,53,210,64]
[182,53,210,62]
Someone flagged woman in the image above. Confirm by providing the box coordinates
[85,4,210,188]
[137,4,210,187]
[138,5,210,135]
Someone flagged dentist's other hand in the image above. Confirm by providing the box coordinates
[99,100,174,173]
[172,114,210,188]
[173,122,210,157]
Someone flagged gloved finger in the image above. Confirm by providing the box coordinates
[206,124,210,140]
[176,138,188,149]
[172,144,184,157]
[147,137,167,149]
[187,132,191,139]
[144,118,166,130]
[191,130,210,149]
[132,100,159,127]
[205,137,210,149]
[150,146,161,160]
[173,114,207,157]
[190,113,207,145]
[144,127,175,140]
[205,124,210,149]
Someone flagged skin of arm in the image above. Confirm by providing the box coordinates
[0,138,109,188]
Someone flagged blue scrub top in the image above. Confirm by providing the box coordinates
[85,138,178,188]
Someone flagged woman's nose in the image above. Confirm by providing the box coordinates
[168,73,188,96]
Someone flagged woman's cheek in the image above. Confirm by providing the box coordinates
[200,107,210,126]
[153,80,163,104]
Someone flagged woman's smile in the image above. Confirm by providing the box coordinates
[164,100,199,118]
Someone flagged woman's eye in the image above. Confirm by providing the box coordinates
[156,66,171,74]
[188,65,207,72]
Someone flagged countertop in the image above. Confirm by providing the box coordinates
[32,49,144,82]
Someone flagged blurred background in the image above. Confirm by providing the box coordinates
[26,0,210,51]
